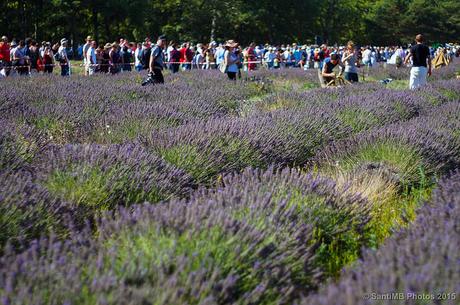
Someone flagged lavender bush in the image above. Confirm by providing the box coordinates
[0,67,459,304]
[301,170,460,305]
[0,168,371,304]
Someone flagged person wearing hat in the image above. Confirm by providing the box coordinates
[220,40,240,80]
[142,35,167,86]
[82,35,92,75]
[58,38,70,76]
[0,36,11,77]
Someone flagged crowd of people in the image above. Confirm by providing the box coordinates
[0,34,458,89]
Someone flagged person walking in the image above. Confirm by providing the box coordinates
[142,35,166,86]
[86,40,97,75]
[405,34,431,90]
[342,41,359,83]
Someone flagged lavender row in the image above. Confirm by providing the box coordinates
[301,170,460,305]
[0,143,194,252]
[0,167,371,305]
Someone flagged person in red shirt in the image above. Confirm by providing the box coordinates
[0,36,11,76]
[179,42,193,70]
[247,42,257,71]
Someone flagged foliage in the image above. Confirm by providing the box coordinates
[1,0,459,45]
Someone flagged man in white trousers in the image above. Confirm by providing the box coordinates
[86,40,97,75]
[405,34,431,90]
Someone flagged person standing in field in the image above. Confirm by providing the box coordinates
[120,44,132,72]
[82,36,92,75]
[169,42,181,73]
[43,45,54,74]
[342,41,359,83]
[362,46,372,67]
[12,40,28,75]
[58,38,70,76]
[134,42,143,71]
[405,34,431,90]
[109,43,121,74]
[222,40,240,80]
[142,35,166,86]
[86,40,97,75]
[0,36,11,77]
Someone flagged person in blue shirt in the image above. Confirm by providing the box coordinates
[215,44,225,69]
[222,40,240,80]
[293,46,302,67]
[142,35,167,86]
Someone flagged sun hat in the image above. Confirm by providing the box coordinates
[225,40,238,48]
[60,38,68,44]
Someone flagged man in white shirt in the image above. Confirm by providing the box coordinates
[82,36,92,75]
[86,40,97,75]
[134,43,143,71]
[58,38,70,76]
[362,47,372,67]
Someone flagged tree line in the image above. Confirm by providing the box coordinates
[1,0,459,46]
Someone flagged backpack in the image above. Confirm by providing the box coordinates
[142,48,151,69]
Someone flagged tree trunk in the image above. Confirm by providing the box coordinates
[210,14,216,42]
[92,3,99,42]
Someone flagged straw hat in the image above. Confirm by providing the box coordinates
[225,40,238,48]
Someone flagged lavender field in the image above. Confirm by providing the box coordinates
[1,64,459,305]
